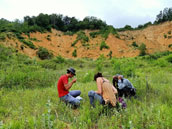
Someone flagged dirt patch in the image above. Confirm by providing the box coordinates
[1,21,172,59]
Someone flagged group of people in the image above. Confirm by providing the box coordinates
[57,67,136,108]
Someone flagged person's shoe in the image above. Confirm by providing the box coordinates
[76,96,83,101]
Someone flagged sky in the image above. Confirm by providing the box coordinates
[0,0,171,28]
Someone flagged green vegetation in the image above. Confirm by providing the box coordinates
[0,14,107,35]
[72,49,77,57]
[20,39,36,49]
[169,44,172,48]
[71,39,78,47]
[100,41,109,50]
[155,7,172,24]
[164,34,167,38]
[139,43,147,56]
[46,35,51,41]
[107,50,112,59]
[168,31,171,35]
[89,26,118,39]
[77,31,89,46]
[132,41,138,48]
[36,47,53,60]
[0,33,6,41]
[0,44,172,128]
[72,31,89,47]
[64,31,74,36]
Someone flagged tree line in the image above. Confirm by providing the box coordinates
[0,13,108,34]
[0,7,172,34]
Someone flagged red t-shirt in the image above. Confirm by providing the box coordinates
[57,75,69,97]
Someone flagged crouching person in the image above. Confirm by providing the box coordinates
[57,68,82,108]
[113,75,136,98]
[88,72,118,107]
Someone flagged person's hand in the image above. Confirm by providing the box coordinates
[72,78,77,83]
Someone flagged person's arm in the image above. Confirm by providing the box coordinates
[112,85,118,94]
[95,78,102,95]
[64,78,77,90]
[118,81,125,89]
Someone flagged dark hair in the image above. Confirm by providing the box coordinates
[94,72,103,81]
[112,76,118,88]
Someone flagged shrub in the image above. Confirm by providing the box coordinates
[36,47,53,60]
[89,32,99,38]
[29,37,41,42]
[20,39,36,49]
[0,44,13,61]
[39,60,57,70]
[146,51,171,60]
[0,33,6,41]
[139,43,146,56]
[46,35,51,41]
[164,34,167,38]
[53,55,66,63]
[77,31,89,46]
[107,51,112,59]
[64,31,74,36]
[7,33,15,39]
[115,34,120,39]
[155,58,168,67]
[168,36,172,39]
[71,39,78,47]
[72,49,77,57]
[132,41,138,48]
[100,41,109,50]
[166,54,172,63]
[15,33,24,40]
[168,44,172,48]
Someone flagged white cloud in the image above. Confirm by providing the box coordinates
[0,0,171,27]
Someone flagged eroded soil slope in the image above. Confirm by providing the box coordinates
[1,21,172,59]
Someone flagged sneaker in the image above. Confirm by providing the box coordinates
[75,96,83,101]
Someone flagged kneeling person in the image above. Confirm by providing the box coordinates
[113,75,136,98]
[88,72,118,107]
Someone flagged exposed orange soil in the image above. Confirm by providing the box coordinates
[1,21,172,59]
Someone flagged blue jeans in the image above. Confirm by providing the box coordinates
[88,90,104,107]
[60,90,81,106]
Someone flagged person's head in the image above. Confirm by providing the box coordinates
[94,72,103,81]
[113,76,118,82]
[112,75,118,87]
[67,67,76,78]
[118,75,123,80]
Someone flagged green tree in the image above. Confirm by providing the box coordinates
[35,13,50,31]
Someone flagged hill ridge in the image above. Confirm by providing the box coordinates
[1,21,172,59]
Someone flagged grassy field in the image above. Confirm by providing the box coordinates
[0,44,172,129]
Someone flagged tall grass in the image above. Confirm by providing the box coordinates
[0,44,172,128]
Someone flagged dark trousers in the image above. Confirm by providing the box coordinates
[118,87,136,98]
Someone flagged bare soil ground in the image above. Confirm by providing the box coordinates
[1,21,172,59]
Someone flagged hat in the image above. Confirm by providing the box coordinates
[67,67,76,75]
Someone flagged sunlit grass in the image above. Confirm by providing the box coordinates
[0,45,172,128]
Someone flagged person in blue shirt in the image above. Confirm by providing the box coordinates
[113,75,136,98]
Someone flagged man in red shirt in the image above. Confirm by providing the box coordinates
[57,68,82,107]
